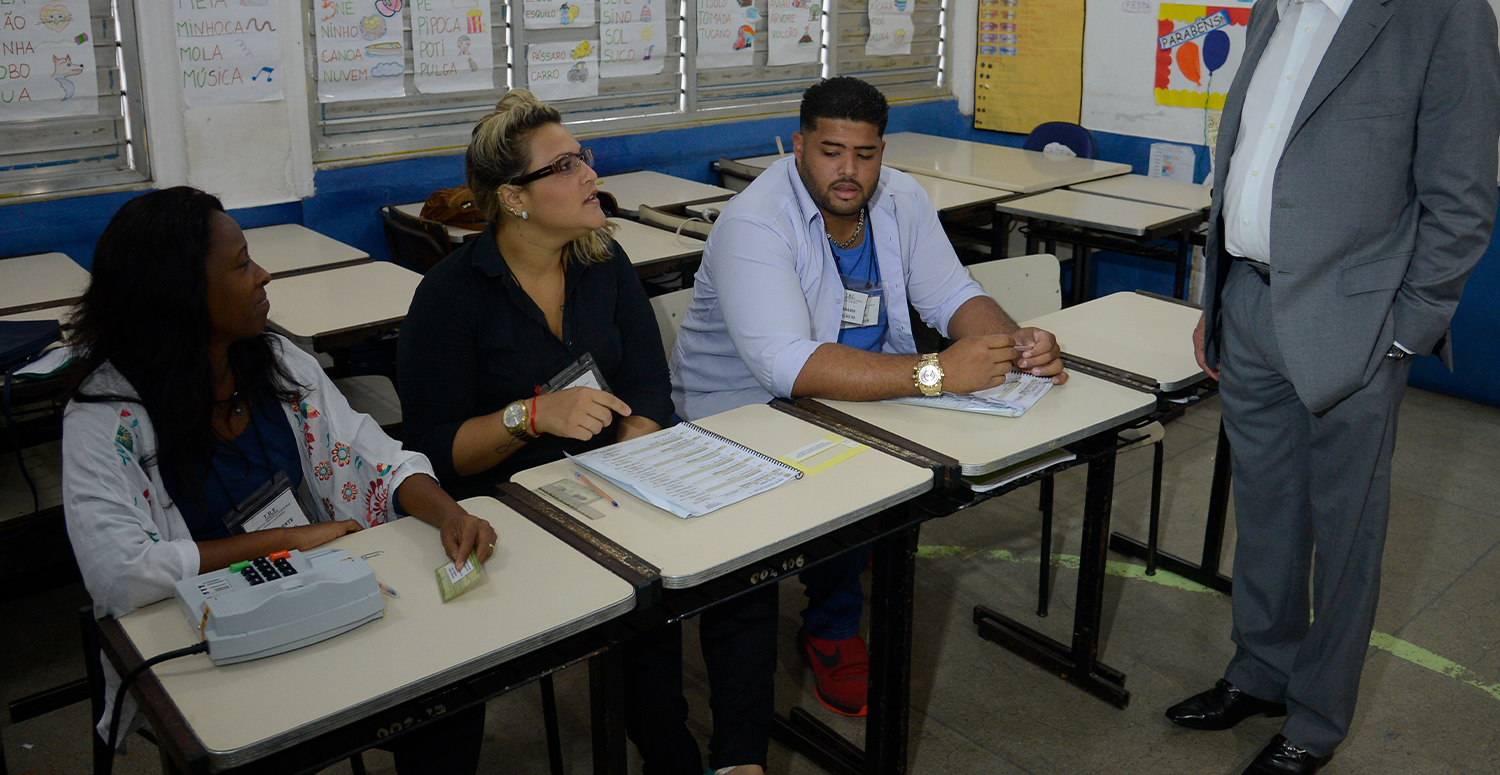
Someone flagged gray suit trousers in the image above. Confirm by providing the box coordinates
[1218,261,1411,756]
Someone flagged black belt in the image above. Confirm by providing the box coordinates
[1231,254,1271,284]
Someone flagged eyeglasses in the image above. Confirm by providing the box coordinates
[514,147,595,185]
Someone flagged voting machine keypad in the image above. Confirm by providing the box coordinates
[229,551,300,586]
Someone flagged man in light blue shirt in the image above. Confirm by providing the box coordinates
[671,77,1067,717]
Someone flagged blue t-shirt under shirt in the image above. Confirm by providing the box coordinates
[170,391,304,542]
[831,217,887,353]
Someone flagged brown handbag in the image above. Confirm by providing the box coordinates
[420,186,488,229]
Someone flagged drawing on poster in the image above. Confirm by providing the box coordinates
[1155,4,1249,110]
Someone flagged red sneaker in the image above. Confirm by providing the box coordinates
[797,628,869,717]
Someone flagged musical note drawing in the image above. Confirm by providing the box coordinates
[252,67,274,82]
[643,44,655,61]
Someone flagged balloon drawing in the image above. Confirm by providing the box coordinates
[1203,29,1231,74]
[1176,40,1201,85]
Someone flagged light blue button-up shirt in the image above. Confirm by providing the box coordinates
[670,155,986,420]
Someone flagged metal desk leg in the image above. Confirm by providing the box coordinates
[1109,421,1234,595]
[1173,232,1190,300]
[992,213,1011,259]
[770,520,922,775]
[589,648,628,775]
[974,445,1130,708]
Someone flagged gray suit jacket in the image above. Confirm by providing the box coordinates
[1202,0,1500,413]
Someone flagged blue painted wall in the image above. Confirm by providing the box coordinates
[1,98,1493,406]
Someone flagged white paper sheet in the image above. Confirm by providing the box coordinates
[885,372,1054,417]
[524,0,597,29]
[173,0,284,108]
[600,0,666,77]
[565,423,802,519]
[315,0,406,103]
[411,0,495,94]
[767,0,821,66]
[527,40,599,101]
[696,0,755,70]
[0,0,99,122]
[864,0,914,56]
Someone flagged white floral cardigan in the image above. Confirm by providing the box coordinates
[63,334,435,740]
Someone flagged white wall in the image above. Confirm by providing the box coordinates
[134,2,315,210]
[950,0,978,115]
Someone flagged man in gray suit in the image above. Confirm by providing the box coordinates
[1166,0,1499,771]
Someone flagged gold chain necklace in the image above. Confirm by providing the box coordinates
[827,207,865,250]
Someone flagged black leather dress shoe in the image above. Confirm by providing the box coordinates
[1242,734,1332,774]
[1165,679,1288,730]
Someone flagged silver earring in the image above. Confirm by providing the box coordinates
[520,210,529,221]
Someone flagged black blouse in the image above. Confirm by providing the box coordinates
[396,227,674,500]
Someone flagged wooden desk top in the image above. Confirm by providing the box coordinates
[816,371,1156,477]
[995,189,1204,237]
[393,202,481,245]
[1068,174,1211,212]
[114,499,635,768]
[610,218,705,266]
[244,225,371,279]
[510,404,933,588]
[596,171,736,214]
[881,132,1131,194]
[1024,291,1209,393]
[265,261,422,346]
[0,252,88,316]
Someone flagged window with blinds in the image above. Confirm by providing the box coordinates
[832,0,946,102]
[309,1,513,165]
[689,0,822,116]
[0,0,150,199]
[309,0,949,166]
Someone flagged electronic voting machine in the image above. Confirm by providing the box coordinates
[174,548,383,665]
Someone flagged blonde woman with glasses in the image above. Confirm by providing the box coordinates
[398,90,775,775]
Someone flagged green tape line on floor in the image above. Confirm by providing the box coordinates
[918,544,1500,704]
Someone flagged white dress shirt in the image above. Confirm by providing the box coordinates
[1223,0,1350,265]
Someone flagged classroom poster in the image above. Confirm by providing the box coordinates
[410,0,495,93]
[315,0,406,103]
[600,0,666,78]
[696,0,755,70]
[173,0,284,108]
[524,0,597,30]
[865,0,914,56]
[527,39,598,101]
[973,0,1084,133]
[0,0,99,122]
[768,0,821,66]
[1154,4,1249,110]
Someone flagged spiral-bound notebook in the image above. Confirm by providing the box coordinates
[565,423,804,519]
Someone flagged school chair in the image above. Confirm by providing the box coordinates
[333,375,402,441]
[649,287,694,358]
[637,205,714,240]
[713,157,767,192]
[1023,122,1097,159]
[968,254,1166,616]
[380,206,454,274]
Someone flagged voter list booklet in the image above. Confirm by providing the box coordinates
[565,423,803,519]
[885,371,1054,417]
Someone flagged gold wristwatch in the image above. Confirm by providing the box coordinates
[502,401,535,441]
[913,353,944,396]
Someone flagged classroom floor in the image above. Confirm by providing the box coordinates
[4,388,1499,774]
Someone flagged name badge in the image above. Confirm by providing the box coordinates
[223,471,313,533]
[841,288,883,329]
[842,288,870,326]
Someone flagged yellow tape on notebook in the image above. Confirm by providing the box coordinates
[777,435,868,476]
